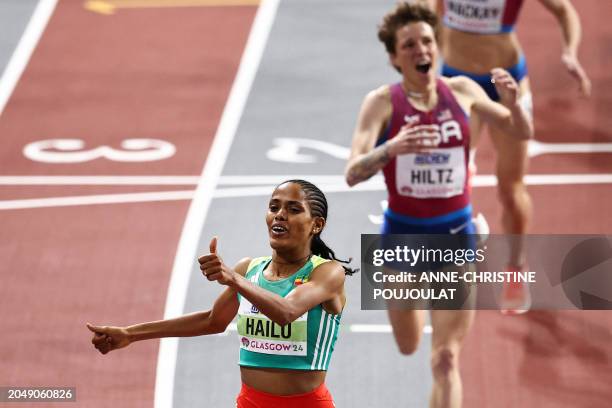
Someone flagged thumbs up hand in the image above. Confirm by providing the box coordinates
[87,323,131,354]
[198,237,236,286]
[209,236,217,254]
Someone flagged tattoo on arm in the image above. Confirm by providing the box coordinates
[347,144,390,186]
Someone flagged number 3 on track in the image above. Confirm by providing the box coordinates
[23,138,176,163]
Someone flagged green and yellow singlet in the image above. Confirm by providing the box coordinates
[237,255,342,371]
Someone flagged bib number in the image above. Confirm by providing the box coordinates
[444,0,506,33]
[396,146,466,198]
[237,299,307,356]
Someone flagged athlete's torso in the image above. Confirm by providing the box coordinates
[440,0,525,71]
[380,79,471,218]
[237,256,341,372]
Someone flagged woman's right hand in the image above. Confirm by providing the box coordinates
[87,323,131,354]
[198,237,238,287]
[386,124,440,157]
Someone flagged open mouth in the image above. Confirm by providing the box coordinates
[415,62,432,74]
[271,225,288,235]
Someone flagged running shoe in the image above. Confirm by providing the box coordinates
[500,265,531,315]
[472,212,489,244]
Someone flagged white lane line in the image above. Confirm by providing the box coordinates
[217,323,433,335]
[0,190,194,210]
[219,175,350,185]
[523,174,612,185]
[154,1,280,408]
[528,140,612,158]
[350,324,393,333]
[3,173,612,187]
[351,324,433,335]
[213,173,612,198]
[2,174,612,210]
[0,0,58,117]
[0,174,355,186]
[0,176,201,185]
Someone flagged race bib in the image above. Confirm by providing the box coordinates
[395,146,466,198]
[237,299,307,356]
[444,0,506,34]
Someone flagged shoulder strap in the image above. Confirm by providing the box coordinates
[310,255,331,270]
[294,255,331,284]
[245,257,270,279]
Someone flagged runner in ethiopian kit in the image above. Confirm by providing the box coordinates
[88,179,355,408]
[345,3,532,407]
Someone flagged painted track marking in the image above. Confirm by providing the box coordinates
[84,0,261,15]
[1,174,611,211]
[153,1,280,407]
[0,190,195,211]
[23,138,176,163]
[2,173,612,187]
[0,0,58,117]
[0,176,201,185]
[262,137,612,163]
[528,140,612,157]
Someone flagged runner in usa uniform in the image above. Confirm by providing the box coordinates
[345,4,532,407]
[88,180,355,408]
[378,79,472,232]
[436,0,591,313]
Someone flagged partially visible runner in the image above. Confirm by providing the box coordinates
[88,179,355,408]
[435,0,591,313]
[345,3,532,407]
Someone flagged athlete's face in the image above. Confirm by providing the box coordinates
[390,21,438,81]
[266,183,323,252]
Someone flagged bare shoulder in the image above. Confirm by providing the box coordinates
[310,260,346,287]
[443,75,491,115]
[357,85,393,125]
[443,75,482,97]
[369,84,391,99]
[233,257,253,277]
[364,85,391,107]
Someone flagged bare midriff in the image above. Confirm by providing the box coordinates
[440,26,523,73]
[240,366,326,395]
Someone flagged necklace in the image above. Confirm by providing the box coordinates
[272,253,312,266]
[406,90,425,99]
[406,87,438,111]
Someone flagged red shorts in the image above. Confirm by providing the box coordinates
[236,382,335,408]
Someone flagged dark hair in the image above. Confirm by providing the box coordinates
[277,179,357,276]
[377,2,439,55]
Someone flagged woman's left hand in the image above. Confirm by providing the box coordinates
[490,68,520,108]
[198,237,237,286]
[561,51,591,97]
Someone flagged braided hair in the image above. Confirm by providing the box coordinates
[277,179,357,275]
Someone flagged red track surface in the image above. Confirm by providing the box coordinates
[1,0,610,407]
[0,1,256,407]
[464,1,612,407]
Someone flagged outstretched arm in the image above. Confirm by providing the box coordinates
[87,265,240,354]
[538,0,591,96]
[200,238,346,326]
